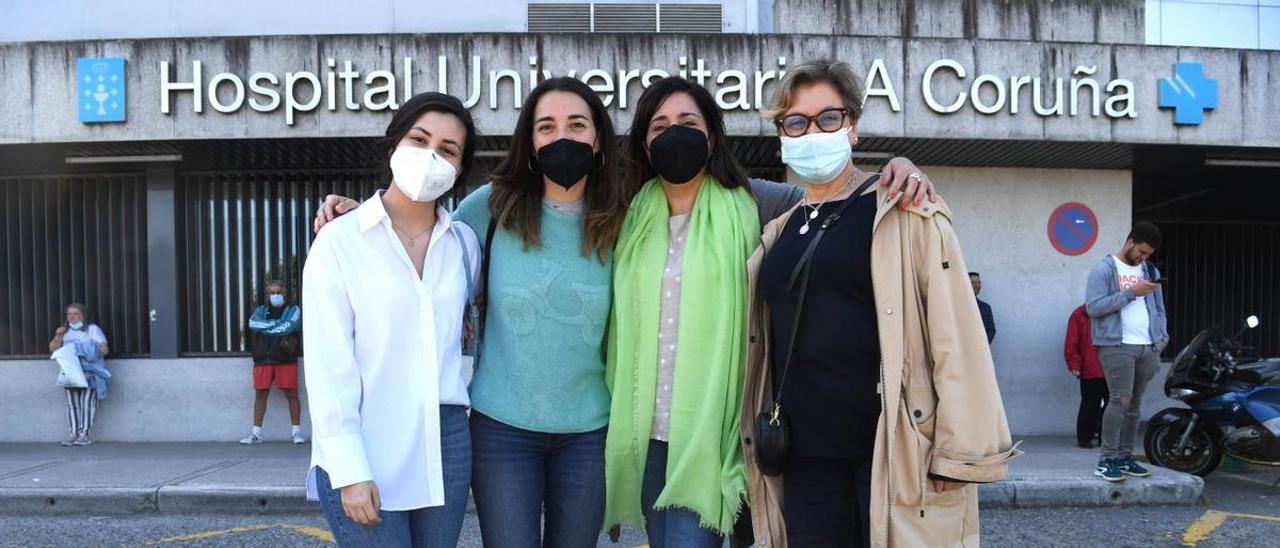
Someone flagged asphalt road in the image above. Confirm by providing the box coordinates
[3,464,1277,547]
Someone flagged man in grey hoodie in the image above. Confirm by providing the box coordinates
[1085,221,1169,482]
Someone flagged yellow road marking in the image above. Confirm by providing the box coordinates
[148,524,274,544]
[282,524,336,543]
[1182,509,1280,547]
[148,523,335,545]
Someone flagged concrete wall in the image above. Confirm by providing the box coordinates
[3,34,1276,147]
[1,357,314,443]
[773,0,1147,43]
[929,165,1177,435]
[2,356,480,443]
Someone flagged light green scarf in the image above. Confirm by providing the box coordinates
[604,175,760,535]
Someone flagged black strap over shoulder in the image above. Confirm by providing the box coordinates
[479,218,498,339]
[772,173,880,402]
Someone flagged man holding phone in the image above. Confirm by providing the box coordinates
[1084,221,1169,482]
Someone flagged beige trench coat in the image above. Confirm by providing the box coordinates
[740,182,1022,547]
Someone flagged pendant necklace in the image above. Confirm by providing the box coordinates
[799,171,858,235]
[392,223,432,248]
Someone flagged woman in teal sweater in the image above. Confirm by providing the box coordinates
[454,77,629,548]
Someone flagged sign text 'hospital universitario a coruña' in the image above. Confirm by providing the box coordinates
[154,55,1145,126]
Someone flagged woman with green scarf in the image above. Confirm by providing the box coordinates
[604,77,933,546]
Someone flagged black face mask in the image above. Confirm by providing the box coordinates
[535,138,597,190]
[648,125,709,185]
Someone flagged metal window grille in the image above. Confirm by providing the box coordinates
[175,169,380,355]
[1159,222,1280,358]
[528,3,722,33]
[594,4,658,32]
[657,3,722,32]
[527,3,593,32]
[0,174,150,358]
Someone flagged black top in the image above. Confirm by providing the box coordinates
[760,191,882,459]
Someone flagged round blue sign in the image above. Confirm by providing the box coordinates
[1047,202,1099,256]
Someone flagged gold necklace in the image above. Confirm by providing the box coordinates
[391,223,432,248]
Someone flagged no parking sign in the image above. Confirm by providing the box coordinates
[1047,202,1099,256]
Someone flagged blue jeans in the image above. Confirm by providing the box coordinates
[641,441,724,548]
[315,405,471,548]
[469,411,606,548]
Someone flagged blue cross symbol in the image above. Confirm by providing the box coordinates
[1158,62,1217,126]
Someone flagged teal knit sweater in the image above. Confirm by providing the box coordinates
[454,184,613,433]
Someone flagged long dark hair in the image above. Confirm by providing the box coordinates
[623,76,749,199]
[488,77,625,262]
[373,92,478,204]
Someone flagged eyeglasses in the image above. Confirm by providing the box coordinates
[775,108,850,138]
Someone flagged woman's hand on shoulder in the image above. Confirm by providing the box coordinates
[313,195,360,234]
[880,157,937,209]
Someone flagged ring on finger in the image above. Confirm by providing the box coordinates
[909,172,923,181]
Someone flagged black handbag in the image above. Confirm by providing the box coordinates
[755,174,879,477]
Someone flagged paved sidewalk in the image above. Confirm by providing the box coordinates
[981,436,1204,508]
[0,436,1203,516]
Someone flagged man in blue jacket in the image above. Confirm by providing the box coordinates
[1085,221,1169,482]
[240,280,305,445]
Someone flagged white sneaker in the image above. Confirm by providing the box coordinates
[239,433,263,445]
[292,432,308,445]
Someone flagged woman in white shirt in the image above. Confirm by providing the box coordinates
[303,92,481,547]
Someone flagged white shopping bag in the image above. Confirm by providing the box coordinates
[52,345,88,389]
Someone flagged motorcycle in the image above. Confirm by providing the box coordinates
[1144,315,1280,477]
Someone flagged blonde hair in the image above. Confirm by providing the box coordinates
[763,59,865,124]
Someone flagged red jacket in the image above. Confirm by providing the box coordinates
[1065,305,1104,380]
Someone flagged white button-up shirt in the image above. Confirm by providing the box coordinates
[303,191,479,511]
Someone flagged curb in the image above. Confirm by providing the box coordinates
[157,485,316,514]
[979,474,1204,509]
[0,488,481,516]
[1,487,158,515]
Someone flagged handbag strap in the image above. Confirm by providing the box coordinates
[771,174,880,410]
[451,221,482,358]
[450,222,477,301]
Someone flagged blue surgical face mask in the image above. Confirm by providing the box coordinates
[780,127,853,184]
[69,321,84,330]
[269,294,285,307]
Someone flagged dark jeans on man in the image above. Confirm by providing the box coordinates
[469,411,606,548]
[1077,378,1109,446]
[314,405,471,548]
[1099,344,1160,460]
[782,456,873,548]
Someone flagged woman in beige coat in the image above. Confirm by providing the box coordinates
[740,60,1021,547]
